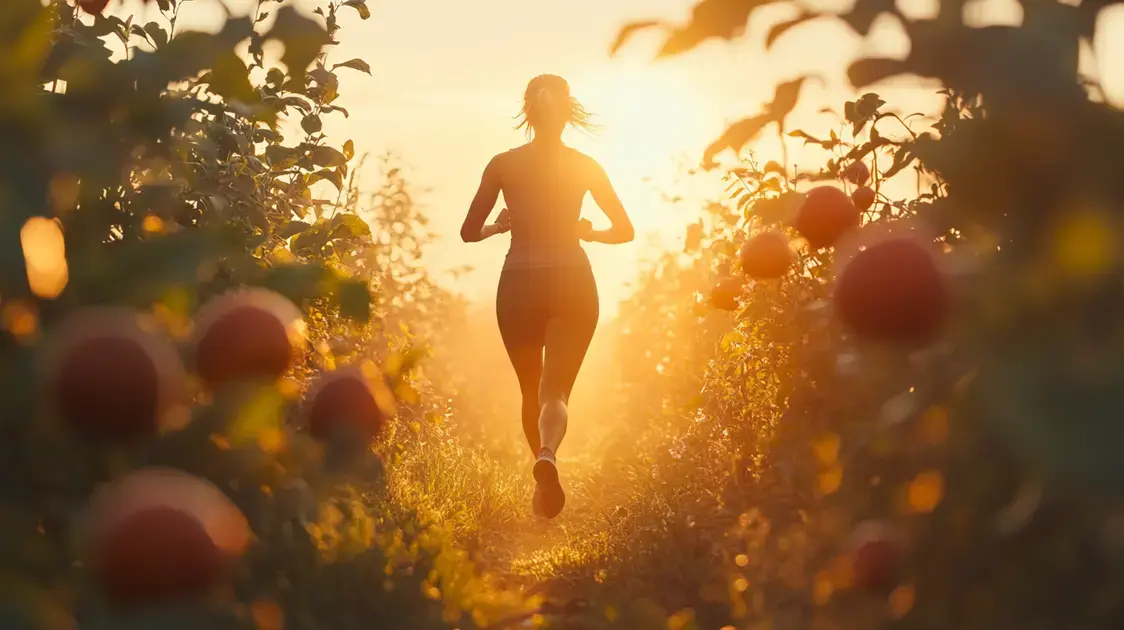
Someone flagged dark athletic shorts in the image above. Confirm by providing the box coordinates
[495,258,599,400]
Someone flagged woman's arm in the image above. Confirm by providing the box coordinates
[583,160,635,245]
[460,157,505,243]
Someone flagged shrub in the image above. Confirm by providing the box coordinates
[576,0,1124,627]
[0,1,525,628]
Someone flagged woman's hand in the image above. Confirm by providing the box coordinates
[576,218,595,242]
[495,207,511,234]
[476,208,512,240]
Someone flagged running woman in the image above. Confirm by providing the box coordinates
[459,74,635,518]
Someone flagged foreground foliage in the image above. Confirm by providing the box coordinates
[9,0,1124,628]
[547,0,1124,627]
[0,1,525,628]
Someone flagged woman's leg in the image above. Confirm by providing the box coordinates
[507,345,545,455]
[495,270,548,455]
[532,263,599,518]
[538,264,599,455]
[538,303,598,454]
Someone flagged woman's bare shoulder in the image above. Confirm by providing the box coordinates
[491,144,533,166]
[564,147,605,171]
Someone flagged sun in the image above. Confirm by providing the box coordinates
[568,65,707,182]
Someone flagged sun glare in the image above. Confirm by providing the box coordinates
[570,66,707,183]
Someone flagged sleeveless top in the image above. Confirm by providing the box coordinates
[502,209,590,271]
[498,145,594,272]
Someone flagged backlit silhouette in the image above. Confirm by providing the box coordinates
[459,74,635,519]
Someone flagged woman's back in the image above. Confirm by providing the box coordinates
[494,142,598,269]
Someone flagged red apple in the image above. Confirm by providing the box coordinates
[86,467,250,607]
[43,308,185,440]
[791,186,860,249]
[191,287,307,389]
[847,519,906,592]
[833,235,949,345]
[842,161,870,186]
[303,366,395,443]
[77,0,111,14]
[739,230,792,279]
[852,186,876,212]
[709,278,742,311]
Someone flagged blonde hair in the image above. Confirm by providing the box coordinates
[516,74,598,138]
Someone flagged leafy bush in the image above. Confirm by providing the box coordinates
[551,0,1124,628]
[0,1,528,628]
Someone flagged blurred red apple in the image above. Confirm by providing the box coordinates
[191,287,307,389]
[842,161,870,186]
[303,366,395,443]
[847,519,906,592]
[77,0,111,14]
[709,278,743,311]
[43,308,185,440]
[791,186,860,249]
[86,467,250,607]
[834,235,949,345]
[852,186,875,212]
[740,230,792,279]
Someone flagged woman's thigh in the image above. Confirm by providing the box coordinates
[540,264,599,401]
[496,269,548,388]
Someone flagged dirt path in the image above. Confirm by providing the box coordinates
[472,451,628,627]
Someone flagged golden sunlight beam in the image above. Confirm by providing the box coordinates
[569,64,708,184]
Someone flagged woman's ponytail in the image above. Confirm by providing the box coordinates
[516,74,597,138]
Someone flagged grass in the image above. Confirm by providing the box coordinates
[366,300,792,630]
[386,389,753,629]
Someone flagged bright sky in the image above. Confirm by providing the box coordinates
[112,0,1124,313]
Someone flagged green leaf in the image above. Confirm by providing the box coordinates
[843,0,900,36]
[309,145,348,168]
[754,191,803,224]
[765,12,819,48]
[344,0,372,20]
[290,226,330,255]
[765,76,809,122]
[141,19,252,91]
[309,168,344,191]
[227,388,285,447]
[66,228,231,305]
[265,145,301,167]
[88,13,121,38]
[847,57,909,89]
[277,220,312,238]
[609,20,664,55]
[844,92,887,134]
[330,213,372,239]
[258,262,337,301]
[204,50,257,104]
[267,6,331,84]
[3,1,53,94]
[265,67,285,86]
[337,279,371,322]
[655,0,783,58]
[882,145,915,178]
[331,58,372,75]
[301,114,322,134]
[342,139,355,160]
[281,95,313,113]
[324,104,350,118]
[788,129,823,145]
[701,113,772,169]
[720,330,744,351]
